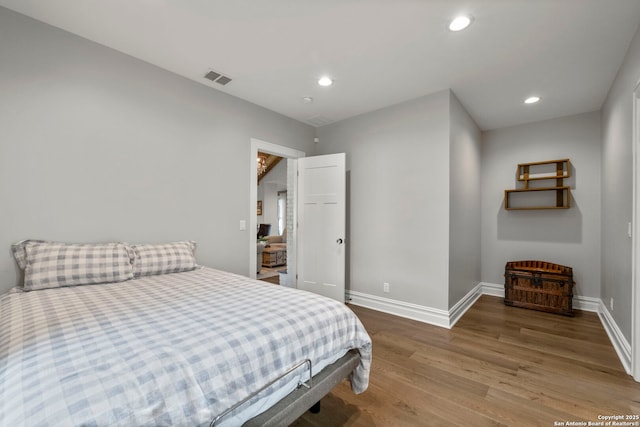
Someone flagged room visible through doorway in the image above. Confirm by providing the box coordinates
[249,138,305,287]
[256,151,287,284]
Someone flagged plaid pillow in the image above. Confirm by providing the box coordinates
[131,241,197,278]
[21,242,134,291]
[12,239,51,270]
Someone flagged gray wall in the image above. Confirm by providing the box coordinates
[3,5,637,337]
[480,112,602,300]
[448,92,482,308]
[316,91,451,310]
[0,7,315,294]
[601,25,640,342]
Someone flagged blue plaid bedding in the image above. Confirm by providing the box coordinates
[0,267,371,426]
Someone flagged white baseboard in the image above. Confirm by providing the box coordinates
[348,283,631,375]
[347,290,450,328]
[573,295,601,312]
[597,301,632,375]
[480,282,503,297]
[448,282,484,328]
[349,282,496,329]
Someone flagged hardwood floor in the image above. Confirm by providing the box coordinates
[292,295,640,426]
[259,275,280,285]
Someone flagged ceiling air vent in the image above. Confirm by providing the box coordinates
[215,75,232,86]
[305,115,334,127]
[204,69,232,86]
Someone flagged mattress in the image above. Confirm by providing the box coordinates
[0,266,371,426]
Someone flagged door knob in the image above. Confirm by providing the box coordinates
[337,238,343,244]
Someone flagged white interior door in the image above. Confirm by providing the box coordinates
[297,153,346,302]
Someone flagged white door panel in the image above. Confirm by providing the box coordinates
[297,153,346,302]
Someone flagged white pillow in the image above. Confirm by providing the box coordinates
[12,239,50,270]
[17,241,134,291]
[131,241,197,278]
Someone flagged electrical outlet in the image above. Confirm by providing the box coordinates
[383,282,390,293]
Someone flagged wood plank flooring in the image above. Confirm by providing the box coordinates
[259,275,280,285]
[291,295,640,426]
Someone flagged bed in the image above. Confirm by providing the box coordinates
[0,240,372,426]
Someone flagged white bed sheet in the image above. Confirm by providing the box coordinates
[0,267,371,427]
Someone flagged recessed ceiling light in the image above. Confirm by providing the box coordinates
[449,15,472,31]
[303,97,313,103]
[524,96,541,104]
[318,76,333,87]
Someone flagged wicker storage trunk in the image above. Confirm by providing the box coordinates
[504,261,575,316]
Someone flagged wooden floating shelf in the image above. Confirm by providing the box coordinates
[517,158,570,183]
[504,159,572,210]
[504,186,571,210]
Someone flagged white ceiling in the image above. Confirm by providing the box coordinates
[2,0,639,130]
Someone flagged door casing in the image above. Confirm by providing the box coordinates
[632,80,640,381]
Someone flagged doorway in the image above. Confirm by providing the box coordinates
[256,153,285,283]
[249,139,305,284]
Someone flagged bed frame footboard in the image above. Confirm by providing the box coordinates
[243,350,360,427]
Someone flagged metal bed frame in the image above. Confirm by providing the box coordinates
[211,349,361,427]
